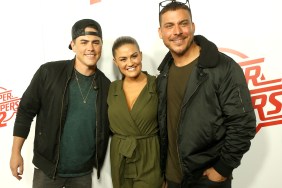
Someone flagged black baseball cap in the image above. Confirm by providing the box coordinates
[68,19,103,50]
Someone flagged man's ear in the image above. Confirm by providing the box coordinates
[71,41,76,52]
[192,22,196,34]
[158,27,163,39]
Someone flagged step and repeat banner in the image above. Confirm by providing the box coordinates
[0,0,281,187]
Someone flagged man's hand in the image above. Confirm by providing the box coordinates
[203,167,227,182]
[10,136,26,180]
[10,152,24,180]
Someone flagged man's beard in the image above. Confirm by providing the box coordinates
[170,38,194,57]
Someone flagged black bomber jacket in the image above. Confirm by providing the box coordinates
[13,58,110,179]
[157,35,256,186]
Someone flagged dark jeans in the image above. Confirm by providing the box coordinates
[167,176,232,188]
[32,168,92,188]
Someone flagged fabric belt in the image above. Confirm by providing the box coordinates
[114,133,157,158]
[113,132,158,183]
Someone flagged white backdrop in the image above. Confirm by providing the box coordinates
[0,0,281,187]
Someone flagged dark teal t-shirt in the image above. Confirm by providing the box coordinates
[57,71,97,177]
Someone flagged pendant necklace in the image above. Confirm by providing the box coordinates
[74,70,95,103]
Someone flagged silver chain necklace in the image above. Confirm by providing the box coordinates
[74,70,95,103]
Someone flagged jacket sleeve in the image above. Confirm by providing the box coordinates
[13,66,43,138]
[213,61,257,177]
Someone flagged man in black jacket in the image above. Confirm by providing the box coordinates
[10,19,110,188]
[157,1,256,187]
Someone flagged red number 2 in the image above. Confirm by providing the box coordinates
[0,112,7,127]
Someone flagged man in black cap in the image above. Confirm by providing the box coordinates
[10,18,110,188]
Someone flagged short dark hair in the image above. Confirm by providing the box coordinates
[159,1,192,25]
[112,36,140,57]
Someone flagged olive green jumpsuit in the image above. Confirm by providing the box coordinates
[107,74,163,188]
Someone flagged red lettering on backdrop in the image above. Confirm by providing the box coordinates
[219,48,282,133]
[0,87,20,127]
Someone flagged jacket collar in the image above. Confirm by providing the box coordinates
[66,58,75,77]
[158,35,220,72]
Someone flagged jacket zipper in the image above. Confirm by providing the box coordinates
[177,72,207,181]
[176,116,184,177]
[95,88,99,176]
[52,76,71,179]
[162,69,185,179]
